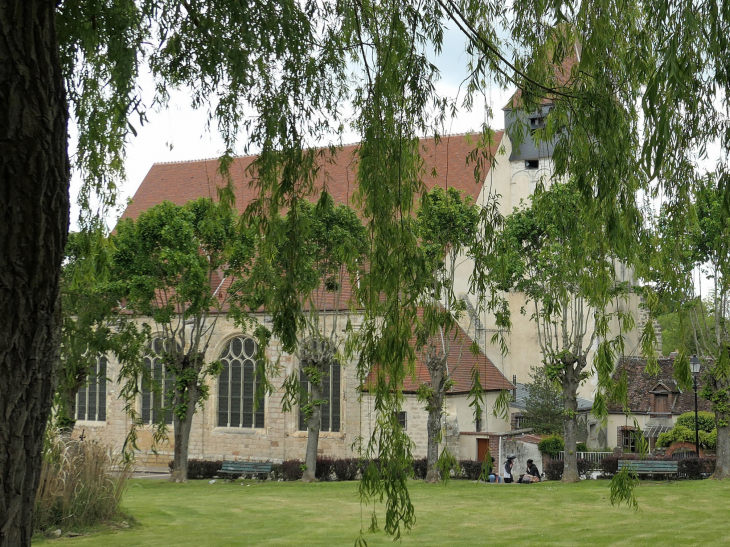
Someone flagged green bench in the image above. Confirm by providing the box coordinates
[618,459,678,478]
[219,460,272,482]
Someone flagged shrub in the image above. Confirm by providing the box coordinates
[656,425,717,449]
[459,460,487,481]
[678,457,716,479]
[332,458,359,481]
[280,460,304,481]
[34,430,133,533]
[168,459,223,479]
[576,442,588,452]
[544,460,564,481]
[538,435,564,457]
[600,456,619,477]
[543,459,593,481]
[315,457,335,481]
[411,458,428,480]
[676,411,716,433]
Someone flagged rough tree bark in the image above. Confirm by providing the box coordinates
[425,356,447,484]
[0,1,70,544]
[302,375,323,483]
[561,360,582,484]
[713,411,730,480]
[170,378,199,483]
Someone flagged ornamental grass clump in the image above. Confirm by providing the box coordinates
[33,430,132,533]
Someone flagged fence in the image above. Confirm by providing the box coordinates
[552,451,613,464]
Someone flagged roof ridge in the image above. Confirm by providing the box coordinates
[151,131,504,166]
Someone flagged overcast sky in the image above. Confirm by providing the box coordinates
[67,25,515,230]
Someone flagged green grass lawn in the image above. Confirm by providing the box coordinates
[37,478,730,546]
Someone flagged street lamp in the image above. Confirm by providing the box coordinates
[689,355,702,458]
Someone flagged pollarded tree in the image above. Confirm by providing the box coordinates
[248,192,367,482]
[413,187,479,483]
[111,198,258,482]
[496,181,633,483]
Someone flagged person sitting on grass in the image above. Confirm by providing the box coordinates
[519,459,542,483]
[487,456,501,483]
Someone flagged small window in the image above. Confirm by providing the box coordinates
[525,159,539,169]
[396,411,407,430]
[475,414,482,432]
[76,356,107,422]
[621,429,636,453]
[654,393,669,413]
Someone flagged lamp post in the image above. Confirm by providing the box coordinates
[690,355,702,458]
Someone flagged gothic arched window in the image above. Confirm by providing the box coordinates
[218,336,265,428]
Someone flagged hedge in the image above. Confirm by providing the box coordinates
[167,459,223,479]
[544,459,593,481]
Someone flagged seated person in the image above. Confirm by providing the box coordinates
[523,459,541,483]
[487,456,501,483]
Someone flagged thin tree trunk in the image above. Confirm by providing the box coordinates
[425,357,446,484]
[0,1,70,544]
[170,382,199,483]
[302,381,322,482]
[712,414,730,480]
[562,368,580,484]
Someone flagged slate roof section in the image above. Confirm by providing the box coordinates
[606,357,712,414]
[121,132,505,222]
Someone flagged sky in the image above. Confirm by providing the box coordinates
[67,25,515,230]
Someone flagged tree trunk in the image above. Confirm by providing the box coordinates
[170,381,199,483]
[302,380,322,483]
[0,1,70,545]
[712,413,730,480]
[562,368,580,484]
[425,357,446,484]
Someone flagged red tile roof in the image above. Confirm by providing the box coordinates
[503,54,579,110]
[121,132,505,221]
[366,313,513,394]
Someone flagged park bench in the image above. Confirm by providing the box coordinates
[219,460,272,482]
[618,459,678,478]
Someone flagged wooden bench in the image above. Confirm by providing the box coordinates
[219,461,272,482]
[618,460,678,478]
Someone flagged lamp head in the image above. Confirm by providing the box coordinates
[689,355,701,375]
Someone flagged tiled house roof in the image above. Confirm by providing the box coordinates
[121,132,505,222]
[606,357,712,415]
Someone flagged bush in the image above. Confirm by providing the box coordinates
[543,459,593,481]
[34,430,133,533]
[538,435,564,457]
[167,459,223,479]
[270,463,283,481]
[332,458,359,481]
[600,456,619,477]
[315,457,335,481]
[678,457,716,479]
[280,459,304,481]
[411,458,428,480]
[656,425,717,449]
[577,442,588,452]
[676,411,716,433]
[459,460,488,480]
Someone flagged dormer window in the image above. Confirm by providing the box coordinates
[525,160,539,169]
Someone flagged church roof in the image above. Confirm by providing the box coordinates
[121,132,505,222]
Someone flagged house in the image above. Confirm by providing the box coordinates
[604,356,711,452]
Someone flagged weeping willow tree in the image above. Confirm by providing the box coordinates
[496,181,634,483]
